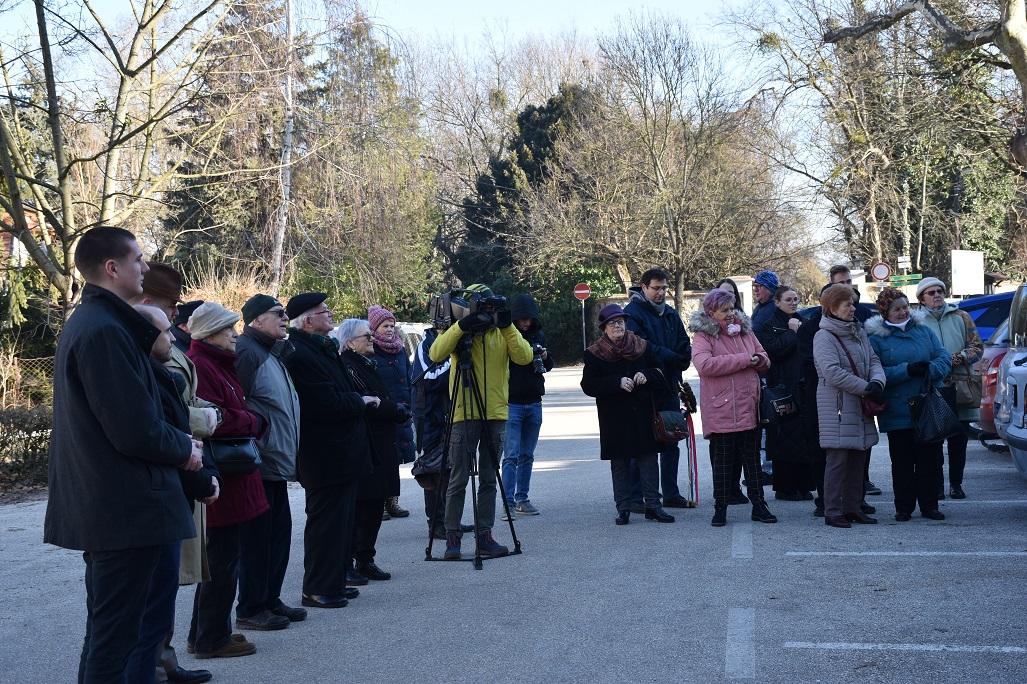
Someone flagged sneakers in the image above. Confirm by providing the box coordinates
[476,531,509,558]
[193,634,256,659]
[444,533,461,560]
[236,609,289,631]
[515,500,540,515]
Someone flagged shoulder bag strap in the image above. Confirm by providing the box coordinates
[827,331,870,381]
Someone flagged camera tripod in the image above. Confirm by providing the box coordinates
[424,332,523,569]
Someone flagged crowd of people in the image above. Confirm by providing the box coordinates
[582,266,979,530]
[44,227,982,683]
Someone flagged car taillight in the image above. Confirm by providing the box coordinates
[985,353,1007,389]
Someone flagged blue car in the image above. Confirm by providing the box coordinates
[958,291,1013,340]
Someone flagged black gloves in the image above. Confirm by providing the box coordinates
[458,312,493,333]
[496,309,512,329]
[864,380,885,401]
[907,361,929,377]
[395,403,412,423]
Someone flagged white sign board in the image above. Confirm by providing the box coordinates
[950,250,984,296]
[897,255,911,268]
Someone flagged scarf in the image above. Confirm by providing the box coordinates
[719,319,741,336]
[885,318,910,331]
[372,329,405,355]
[928,304,946,321]
[587,330,647,363]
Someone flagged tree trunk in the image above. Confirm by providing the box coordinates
[269,0,295,297]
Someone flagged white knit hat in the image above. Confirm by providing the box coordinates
[915,277,946,300]
[188,301,240,340]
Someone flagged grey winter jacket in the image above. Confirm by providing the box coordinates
[813,315,884,450]
[235,327,301,481]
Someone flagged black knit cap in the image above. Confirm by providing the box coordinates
[242,294,282,324]
[174,300,204,327]
[286,292,327,321]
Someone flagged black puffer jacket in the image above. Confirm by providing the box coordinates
[508,294,554,405]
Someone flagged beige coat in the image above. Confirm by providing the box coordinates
[166,344,218,584]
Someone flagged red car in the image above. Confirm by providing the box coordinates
[975,318,1009,441]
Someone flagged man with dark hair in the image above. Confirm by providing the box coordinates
[624,268,693,508]
[45,228,204,682]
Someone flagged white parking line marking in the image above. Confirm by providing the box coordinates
[784,641,1027,654]
[786,551,1027,557]
[941,499,1027,505]
[731,523,753,559]
[726,608,756,679]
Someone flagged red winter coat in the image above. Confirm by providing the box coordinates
[689,310,770,438]
[189,339,268,528]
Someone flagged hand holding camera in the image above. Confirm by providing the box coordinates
[458,312,494,334]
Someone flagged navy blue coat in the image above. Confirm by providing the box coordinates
[623,289,691,408]
[372,344,415,464]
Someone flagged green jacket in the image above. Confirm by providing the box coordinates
[918,303,983,421]
[429,323,534,422]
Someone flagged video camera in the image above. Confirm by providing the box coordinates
[427,288,508,332]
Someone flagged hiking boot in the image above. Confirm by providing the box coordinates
[381,506,391,521]
[385,496,410,518]
[615,510,630,525]
[476,531,509,558]
[444,533,461,560]
[711,506,727,527]
[236,609,289,631]
[515,500,540,515]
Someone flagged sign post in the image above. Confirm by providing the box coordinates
[870,261,892,282]
[573,282,591,348]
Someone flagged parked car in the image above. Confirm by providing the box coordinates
[958,291,1013,341]
[993,285,1027,478]
[974,318,1010,445]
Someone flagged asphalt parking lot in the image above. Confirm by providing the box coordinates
[1,366,1026,682]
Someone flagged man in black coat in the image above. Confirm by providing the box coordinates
[282,292,377,609]
[624,267,693,508]
[44,227,203,683]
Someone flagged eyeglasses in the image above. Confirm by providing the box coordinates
[922,289,944,297]
[266,309,288,319]
[359,333,373,340]
[312,308,331,316]
[646,285,669,291]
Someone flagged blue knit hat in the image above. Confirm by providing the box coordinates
[754,270,780,291]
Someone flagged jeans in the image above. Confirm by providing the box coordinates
[78,545,162,684]
[502,402,543,503]
[188,524,240,654]
[124,542,181,683]
[445,420,505,536]
[237,479,292,619]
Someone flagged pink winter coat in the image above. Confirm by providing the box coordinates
[688,310,770,438]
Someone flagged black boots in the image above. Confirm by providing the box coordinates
[644,507,675,523]
[750,501,777,524]
[615,510,630,525]
[711,505,727,527]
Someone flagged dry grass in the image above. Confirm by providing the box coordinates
[183,260,268,316]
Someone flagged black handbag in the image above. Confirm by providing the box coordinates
[203,437,261,475]
[908,377,961,444]
[411,441,446,489]
[760,379,798,425]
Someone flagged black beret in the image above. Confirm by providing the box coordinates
[286,292,328,321]
[174,300,204,326]
[242,294,281,324]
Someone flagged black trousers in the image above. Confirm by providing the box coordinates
[125,542,180,683]
[188,524,240,654]
[237,479,293,619]
[612,455,659,510]
[710,430,766,508]
[940,422,970,488]
[78,545,162,683]
[303,481,358,595]
[353,498,386,564]
[887,428,943,514]
[772,460,814,493]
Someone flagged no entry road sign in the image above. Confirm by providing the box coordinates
[573,283,591,300]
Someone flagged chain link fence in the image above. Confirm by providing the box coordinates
[0,356,53,487]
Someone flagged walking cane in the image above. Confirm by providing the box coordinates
[679,382,700,507]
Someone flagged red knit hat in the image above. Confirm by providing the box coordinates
[368,305,396,333]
